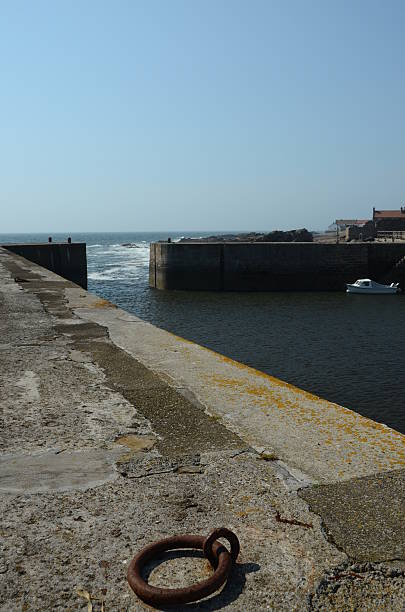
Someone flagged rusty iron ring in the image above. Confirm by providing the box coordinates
[127,529,240,607]
[203,527,240,566]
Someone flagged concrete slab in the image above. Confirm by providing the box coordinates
[0,449,121,494]
[70,336,244,457]
[300,469,405,563]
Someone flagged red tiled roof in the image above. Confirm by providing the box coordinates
[374,209,405,218]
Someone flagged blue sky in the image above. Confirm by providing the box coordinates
[1,0,404,232]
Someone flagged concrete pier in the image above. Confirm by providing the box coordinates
[1,247,404,610]
[3,242,87,288]
[150,241,405,291]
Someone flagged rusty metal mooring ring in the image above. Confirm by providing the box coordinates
[127,528,240,607]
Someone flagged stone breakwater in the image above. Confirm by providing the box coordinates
[1,247,405,610]
[150,241,405,290]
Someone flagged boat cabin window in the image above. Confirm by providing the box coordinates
[362,281,370,286]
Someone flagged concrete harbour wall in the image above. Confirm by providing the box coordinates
[150,242,405,291]
[3,242,87,288]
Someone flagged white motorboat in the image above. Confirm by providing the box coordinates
[346,279,400,294]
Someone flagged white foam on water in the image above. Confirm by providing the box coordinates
[88,240,154,282]
[88,272,111,281]
[89,249,111,256]
[87,241,151,282]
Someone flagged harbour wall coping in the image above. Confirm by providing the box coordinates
[70,292,405,485]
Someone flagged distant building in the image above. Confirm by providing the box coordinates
[329,219,370,232]
[373,207,405,231]
[346,220,376,241]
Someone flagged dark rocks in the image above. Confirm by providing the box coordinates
[179,229,313,243]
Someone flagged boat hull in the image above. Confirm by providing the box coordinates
[346,285,399,294]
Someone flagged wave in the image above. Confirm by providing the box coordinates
[90,243,149,254]
[87,244,102,248]
[87,241,151,283]
[88,272,115,281]
[88,269,145,281]
[88,259,149,281]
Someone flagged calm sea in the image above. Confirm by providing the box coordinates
[2,231,404,434]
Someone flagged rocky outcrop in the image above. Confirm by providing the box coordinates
[180,228,313,243]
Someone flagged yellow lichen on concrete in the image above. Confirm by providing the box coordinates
[167,331,405,468]
[205,371,405,466]
[90,298,117,308]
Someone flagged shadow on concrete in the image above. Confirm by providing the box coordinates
[143,549,260,610]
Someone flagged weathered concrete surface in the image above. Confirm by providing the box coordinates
[0,450,122,494]
[1,247,405,611]
[300,469,405,563]
[69,295,405,484]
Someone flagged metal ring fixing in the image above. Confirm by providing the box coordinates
[127,529,240,607]
[203,527,240,566]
